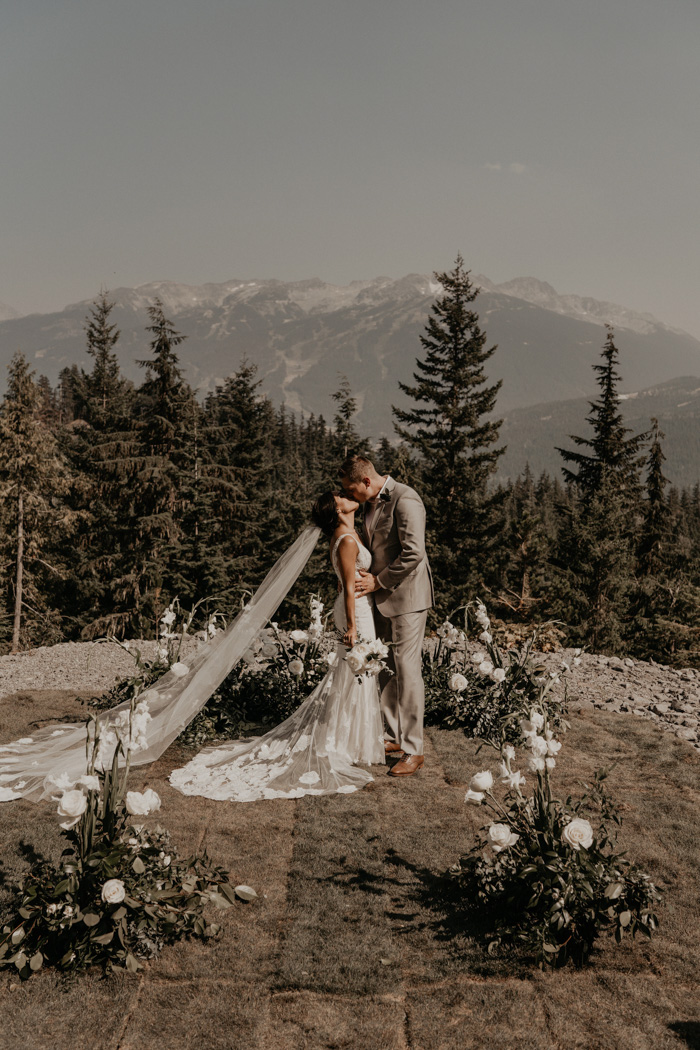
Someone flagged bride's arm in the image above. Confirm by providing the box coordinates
[336,535,359,647]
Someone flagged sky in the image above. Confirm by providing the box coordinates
[1,0,699,336]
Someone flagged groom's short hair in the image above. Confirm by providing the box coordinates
[338,454,376,483]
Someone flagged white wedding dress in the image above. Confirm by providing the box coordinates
[168,533,385,801]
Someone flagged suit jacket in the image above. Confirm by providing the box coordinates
[362,478,434,617]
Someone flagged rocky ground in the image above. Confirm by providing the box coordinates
[0,638,698,752]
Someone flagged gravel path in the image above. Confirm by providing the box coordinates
[0,638,200,701]
[0,639,698,752]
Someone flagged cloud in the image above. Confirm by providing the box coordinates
[483,161,528,174]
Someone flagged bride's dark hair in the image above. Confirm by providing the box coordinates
[311,491,340,537]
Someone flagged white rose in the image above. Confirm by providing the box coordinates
[479,630,492,644]
[125,788,161,816]
[469,770,494,793]
[464,789,485,804]
[56,789,88,829]
[478,660,494,676]
[346,651,366,674]
[288,658,304,676]
[325,651,339,668]
[529,710,544,730]
[561,817,594,851]
[449,673,468,693]
[170,662,189,678]
[471,651,485,664]
[262,642,278,658]
[290,630,308,645]
[527,754,546,773]
[491,667,506,683]
[487,823,520,853]
[101,879,126,905]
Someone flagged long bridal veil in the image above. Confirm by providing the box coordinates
[0,526,322,803]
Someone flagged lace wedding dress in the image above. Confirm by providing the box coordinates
[168,533,385,802]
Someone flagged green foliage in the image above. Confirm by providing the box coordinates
[423,604,568,746]
[0,694,242,980]
[453,771,662,969]
[393,254,506,609]
[449,678,661,969]
[181,606,332,746]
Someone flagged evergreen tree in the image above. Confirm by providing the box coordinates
[330,376,368,460]
[0,354,66,650]
[392,254,505,608]
[637,418,669,577]
[555,327,647,651]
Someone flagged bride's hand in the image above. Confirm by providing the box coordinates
[342,627,357,647]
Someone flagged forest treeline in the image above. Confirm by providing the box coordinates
[1,257,699,665]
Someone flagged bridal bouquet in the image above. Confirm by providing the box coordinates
[344,637,391,679]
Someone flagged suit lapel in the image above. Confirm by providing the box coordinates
[370,479,395,544]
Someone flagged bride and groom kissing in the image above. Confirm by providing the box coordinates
[330,453,434,779]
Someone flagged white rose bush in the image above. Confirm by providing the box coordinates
[0,689,249,981]
[424,601,569,745]
[450,676,662,969]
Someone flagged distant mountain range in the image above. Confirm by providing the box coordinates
[1,273,699,483]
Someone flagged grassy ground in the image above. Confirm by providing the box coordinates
[0,692,699,1050]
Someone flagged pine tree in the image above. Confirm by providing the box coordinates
[0,354,66,650]
[330,376,368,460]
[558,326,646,498]
[392,254,505,607]
[111,299,195,633]
[638,418,669,577]
[555,327,647,651]
[82,290,130,426]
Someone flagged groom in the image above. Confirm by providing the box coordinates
[338,455,434,776]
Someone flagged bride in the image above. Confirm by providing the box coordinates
[169,491,385,800]
[0,492,385,805]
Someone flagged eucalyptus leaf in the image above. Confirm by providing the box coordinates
[132,856,146,875]
[83,913,101,927]
[234,884,258,902]
[29,952,43,971]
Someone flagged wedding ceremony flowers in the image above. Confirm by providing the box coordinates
[424,602,568,746]
[450,684,661,969]
[0,694,243,980]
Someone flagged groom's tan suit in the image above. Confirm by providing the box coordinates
[363,478,434,757]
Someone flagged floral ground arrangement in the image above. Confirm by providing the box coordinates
[1,684,698,1049]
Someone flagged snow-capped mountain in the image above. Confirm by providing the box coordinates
[1,273,699,436]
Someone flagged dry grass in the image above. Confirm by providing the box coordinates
[0,693,699,1049]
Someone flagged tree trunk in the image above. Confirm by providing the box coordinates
[11,487,24,652]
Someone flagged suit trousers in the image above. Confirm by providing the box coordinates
[373,606,428,757]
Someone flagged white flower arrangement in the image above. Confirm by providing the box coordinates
[344,637,391,679]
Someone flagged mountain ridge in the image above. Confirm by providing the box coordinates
[2,273,699,440]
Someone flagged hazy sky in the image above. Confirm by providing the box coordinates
[2,0,699,335]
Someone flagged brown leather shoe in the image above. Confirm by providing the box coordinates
[384,740,404,755]
[388,754,424,777]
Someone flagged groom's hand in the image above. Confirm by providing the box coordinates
[355,570,380,597]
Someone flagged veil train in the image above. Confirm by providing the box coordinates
[0,526,322,803]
